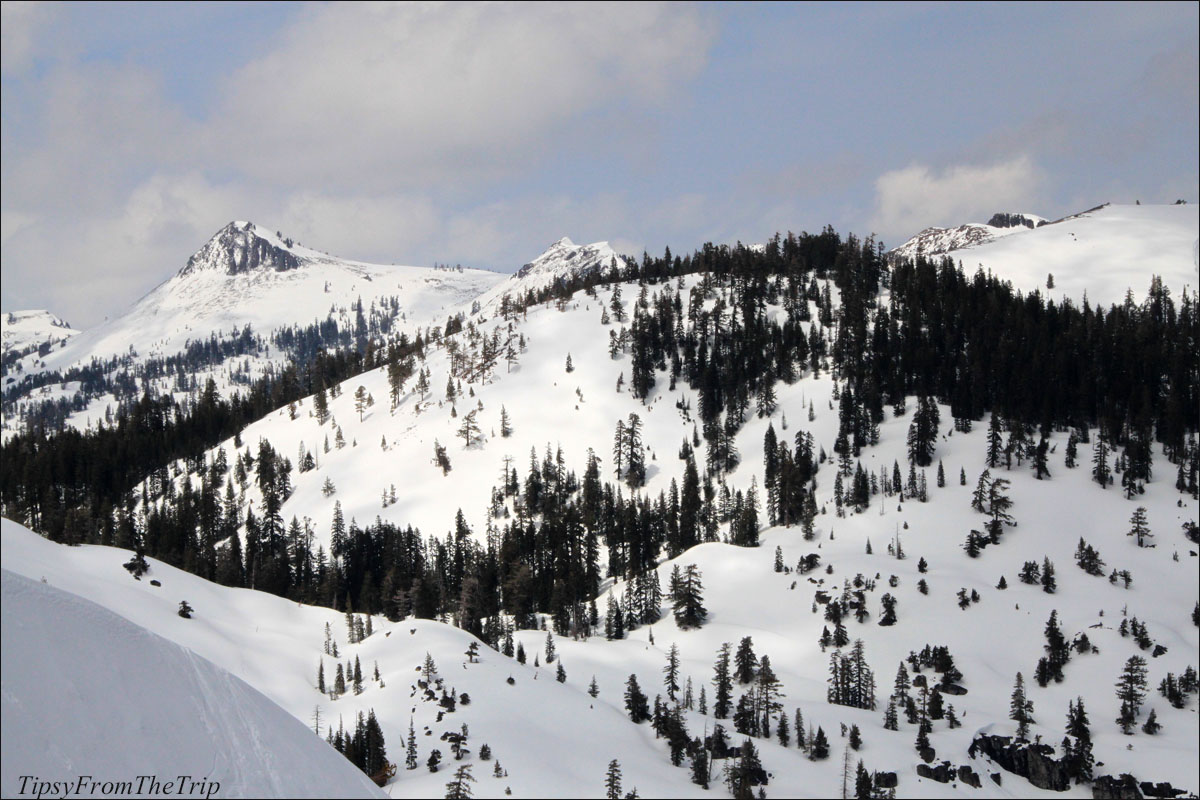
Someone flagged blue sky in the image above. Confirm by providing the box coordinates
[2,1,1196,328]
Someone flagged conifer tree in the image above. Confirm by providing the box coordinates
[1116,655,1148,734]
[1010,672,1034,741]
[713,642,734,719]
[624,674,650,723]
[605,760,623,800]
[734,636,758,684]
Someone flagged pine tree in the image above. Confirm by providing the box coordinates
[605,760,623,800]
[1092,436,1110,487]
[664,644,681,702]
[318,659,326,694]
[1010,672,1034,741]
[713,642,733,719]
[406,718,419,770]
[672,564,707,629]
[624,674,650,723]
[810,726,830,760]
[1116,655,1148,734]
[1127,506,1152,547]
[735,637,758,684]
[444,763,475,799]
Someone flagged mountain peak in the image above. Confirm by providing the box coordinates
[514,237,620,283]
[178,221,302,278]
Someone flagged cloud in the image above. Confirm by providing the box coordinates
[869,157,1046,242]
[2,4,716,325]
[0,2,56,73]
[208,2,714,191]
[0,173,243,324]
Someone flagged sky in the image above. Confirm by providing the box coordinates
[2,1,1197,329]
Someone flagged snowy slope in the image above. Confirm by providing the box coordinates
[32,221,504,374]
[104,266,1198,797]
[1,309,78,357]
[0,567,385,799]
[474,236,627,313]
[895,204,1198,305]
[891,217,1035,261]
[1,221,506,437]
[0,519,714,799]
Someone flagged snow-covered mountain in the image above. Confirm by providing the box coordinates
[1,221,507,436]
[892,203,1198,304]
[1,564,384,799]
[474,236,629,313]
[1,309,78,358]
[3,210,1198,798]
[890,213,1045,261]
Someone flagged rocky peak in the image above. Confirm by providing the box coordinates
[178,221,302,278]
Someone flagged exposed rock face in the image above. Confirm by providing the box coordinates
[969,734,1072,791]
[1139,781,1187,798]
[916,762,955,783]
[958,765,982,788]
[988,212,1046,229]
[180,221,301,277]
[873,772,898,789]
[1092,774,1143,799]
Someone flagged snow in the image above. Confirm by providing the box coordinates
[895,204,1198,306]
[0,567,384,799]
[2,215,1198,797]
[8,268,1194,797]
[474,236,625,313]
[1,222,506,437]
[1,309,78,356]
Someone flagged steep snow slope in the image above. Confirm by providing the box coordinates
[1,520,712,799]
[0,567,384,799]
[1,309,78,357]
[896,204,1198,305]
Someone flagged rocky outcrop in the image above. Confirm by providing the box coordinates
[1092,774,1142,799]
[180,222,301,277]
[969,734,1072,791]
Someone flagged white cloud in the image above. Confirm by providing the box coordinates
[208,2,714,191]
[0,1,56,73]
[275,192,440,264]
[870,157,1046,242]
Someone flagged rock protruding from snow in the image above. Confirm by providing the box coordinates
[178,221,301,277]
[474,236,628,314]
[1,310,79,357]
[0,568,385,799]
[514,236,623,285]
[986,212,1047,230]
[891,212,1043,260]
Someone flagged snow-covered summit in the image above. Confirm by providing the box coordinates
[475,236,627,314]
[1,309,78,357]
[514,236,623,284]
[891,203,1198,305]
[177,221,304,277]
[890,213,1040,260]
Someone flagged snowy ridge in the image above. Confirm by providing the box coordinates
[475,236,627,313]
[939,203,1198,305]
[890,215,1038,261]
[1,309,78,357]
[891,203,1198,305]
[1,222,506,437]
[0,565,384,799]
